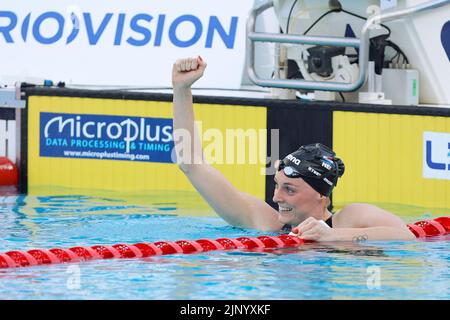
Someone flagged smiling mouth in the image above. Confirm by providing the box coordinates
[279,207,293,213]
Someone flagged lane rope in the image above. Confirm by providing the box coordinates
[0,217,448,269]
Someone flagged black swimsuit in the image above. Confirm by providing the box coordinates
[324,215,333,228]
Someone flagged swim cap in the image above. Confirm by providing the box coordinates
[278,143,345,197]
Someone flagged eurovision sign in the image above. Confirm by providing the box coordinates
[0,0,253,88]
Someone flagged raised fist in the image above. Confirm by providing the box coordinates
[172,56,207,89]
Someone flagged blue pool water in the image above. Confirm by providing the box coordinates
[0,192,449,300]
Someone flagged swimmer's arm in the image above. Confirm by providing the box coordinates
[174,97,282,231]
[332,227,416,241]
[172,57,209,173]
[172,58,282,232]
[332,203,416,240]
[173,85,203,169]
[186,165,283,232]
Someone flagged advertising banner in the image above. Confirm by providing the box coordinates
[0,0,253,88]
[27,95,267,199]
[333,111,450,210]
[40,112,174,163]
[423,131,450,180]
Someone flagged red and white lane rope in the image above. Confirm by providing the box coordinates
[0,235,304,269]
[0,217,448,269]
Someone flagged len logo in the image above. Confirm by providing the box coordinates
[423,131,450,180]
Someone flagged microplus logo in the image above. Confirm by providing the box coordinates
[0,10,238,48]
[40,112,174,163]
[423,131,450,180]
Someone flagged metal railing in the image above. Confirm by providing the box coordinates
[246,0,450,92]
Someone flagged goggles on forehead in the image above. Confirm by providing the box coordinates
[277,160,302,178]
[277,158,337,181]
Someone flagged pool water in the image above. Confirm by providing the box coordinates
[0,191,449,300]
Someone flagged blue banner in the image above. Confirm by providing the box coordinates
[40,112,174,163]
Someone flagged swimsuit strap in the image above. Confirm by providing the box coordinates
[324,215,333,228]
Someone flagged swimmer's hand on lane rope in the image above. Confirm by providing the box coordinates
[289,220,330,235]
[172,56,207,89]
[289,218,332,241]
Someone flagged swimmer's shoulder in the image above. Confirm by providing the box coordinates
[332,203,393,228]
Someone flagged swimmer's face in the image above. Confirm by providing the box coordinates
[272,169,323,226]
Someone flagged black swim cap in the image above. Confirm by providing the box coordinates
[278,143,345,197]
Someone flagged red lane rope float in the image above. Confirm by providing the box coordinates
[407,217,450,238]
[0,157,18,186]
[0,217,448,269]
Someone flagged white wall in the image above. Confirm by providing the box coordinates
[0,118,16,163]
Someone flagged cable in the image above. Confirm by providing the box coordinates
[386,40,409,64]
[388,51,399,64]
[286,0,299,34]
[303,9,339,35]
[302,8,391,36]
[341,9,391,37]
[286,1,391,37]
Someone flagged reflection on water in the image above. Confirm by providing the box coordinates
[0,190,449,299]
